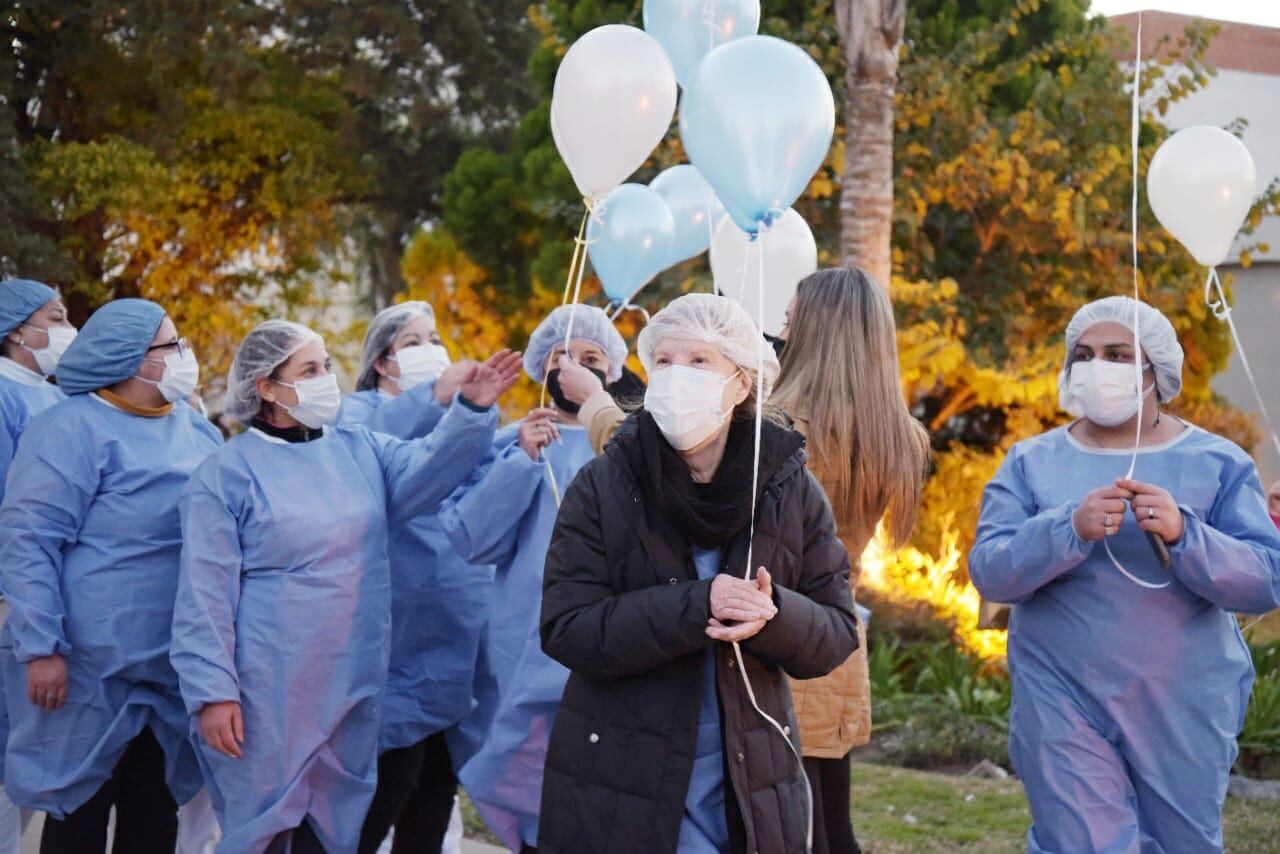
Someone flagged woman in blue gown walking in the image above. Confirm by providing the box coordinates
[0,278,76,852]
[0,298,219,852]
[441,304,628,852]
[970,296,1280,853]
[339,301,511,853]
[170,320,520,853]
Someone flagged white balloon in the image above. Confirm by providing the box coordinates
[551,25,678,203]
[1147,125,1257,268]
[711,209,817,336]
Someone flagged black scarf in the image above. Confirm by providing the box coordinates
[251,416,324,444]
[632,410,804,549]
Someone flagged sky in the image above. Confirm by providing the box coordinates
[1090,0,1280,27]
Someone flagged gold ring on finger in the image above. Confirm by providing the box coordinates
[1104,512,1114,528]
[1104,525,1115,536]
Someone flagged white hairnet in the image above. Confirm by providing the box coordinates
[224,320,322,425]
[356,301,435,391]
[523,304,627,383]
[1058,296,1183,412]
[638,293,780,399]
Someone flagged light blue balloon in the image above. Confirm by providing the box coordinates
[679,35,835,235]
[643,0,761,87]
[587,183,677,302]
[650,164,725,267]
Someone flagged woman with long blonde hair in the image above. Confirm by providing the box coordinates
[771,267,930,854]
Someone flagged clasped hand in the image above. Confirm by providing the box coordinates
[707,568,777,642]
[1072,478,1183,544]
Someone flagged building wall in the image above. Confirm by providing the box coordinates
[1209,262,1280,484]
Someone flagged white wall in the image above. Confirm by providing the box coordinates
[1209,262,1280,483]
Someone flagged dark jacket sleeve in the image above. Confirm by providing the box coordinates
[743,469,859,679]
[541,465,714,679]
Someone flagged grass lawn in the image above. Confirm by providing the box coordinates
[848,762,1280,853]
[463,760,1280,851]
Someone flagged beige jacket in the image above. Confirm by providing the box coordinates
[576,398,872,758]
[786,416,872,758]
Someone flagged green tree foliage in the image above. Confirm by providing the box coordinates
[1,0,536,373]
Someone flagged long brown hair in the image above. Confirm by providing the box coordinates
[771,268,930,548]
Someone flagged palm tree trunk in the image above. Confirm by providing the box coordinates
[835,0,907,291]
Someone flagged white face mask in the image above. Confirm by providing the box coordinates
[276,373,341,429]
[139,348,200,403]
[1068,359,1155,427]
[21,324,77,376]
[391,343,451,391]
[644,364,741,451]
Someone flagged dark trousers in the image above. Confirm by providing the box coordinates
[264,821,326,854]
[39,727,177,854]
[803,752,861,854]
[359,732,458,854]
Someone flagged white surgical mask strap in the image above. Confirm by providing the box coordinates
[19,323,48,345]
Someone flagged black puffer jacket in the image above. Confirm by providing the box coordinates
[538,417,858,854]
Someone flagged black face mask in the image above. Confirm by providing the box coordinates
[764,332,786,358]
[607,365,647,401]
[546,366,607,415]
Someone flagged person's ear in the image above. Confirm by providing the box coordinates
[256,376,278,406]
[375,354,395,379]
[730,372,751,407]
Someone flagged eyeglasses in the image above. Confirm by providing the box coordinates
[146,337,190,358]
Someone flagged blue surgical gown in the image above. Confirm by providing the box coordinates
[0,393,223,817]
[969,424,1280,854]
[338,383,496,753]
[441,423,595,850]
[170,400,496,854]
[0,357,64,505]
[678,546,731,854]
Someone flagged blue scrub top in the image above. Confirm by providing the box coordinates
[678,546,731,854]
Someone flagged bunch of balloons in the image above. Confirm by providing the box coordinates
[549,0,832,322]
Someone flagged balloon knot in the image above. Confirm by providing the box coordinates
[761,208,786,230]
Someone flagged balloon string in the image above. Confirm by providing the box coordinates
[702,0,718,51]
[727,224,816,852]
[561,205,591,306]
[1098,16,1166,592]
[563,198,601,354]
[734,238,750,301]
[743,231,764,583]
[1206,267,1280,459]
[706,204,716,290]
[1125,11,1143,483]
[1241,614,1267,635]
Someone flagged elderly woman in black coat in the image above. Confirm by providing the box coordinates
[538,294,859,854]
